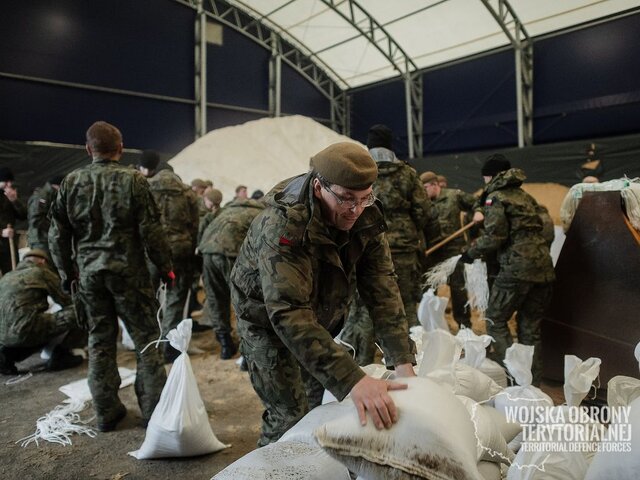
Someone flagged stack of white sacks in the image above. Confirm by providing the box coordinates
[214,334,640,480]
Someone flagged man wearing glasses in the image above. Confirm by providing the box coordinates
[231,142,416,447]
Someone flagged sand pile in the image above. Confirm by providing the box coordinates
[169,115,362,202]
[521,182,570,225]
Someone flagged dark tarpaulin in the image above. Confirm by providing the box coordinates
[411,132,640,194]
[0,140,172,229]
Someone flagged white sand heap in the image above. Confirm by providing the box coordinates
[169,115,362,202]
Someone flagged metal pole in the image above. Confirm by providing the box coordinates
[404,73,414,159]
[515,43,524,148]
[195,0,207,139]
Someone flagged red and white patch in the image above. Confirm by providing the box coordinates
[279,236,293,246]
[485,198,493,206]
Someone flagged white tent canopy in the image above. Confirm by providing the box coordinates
[228,0,638,89]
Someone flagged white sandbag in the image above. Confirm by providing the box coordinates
[479,358,508,389]
[315,377,483,480]
[454,363,504,403]
[457,395,515,464]
[118,318,135,351]
[607,375,640,408]
[564,355,601,407]
[321,364,391,405]
[504,344,535,387]
[635,340,640,369]
[417,329,462,386]
[584,396,640,480]
[478,461,502,480]
[456,328,494,369]
[417,288,449,332]
[280,401,355,447]
[507,448,588,480]
[129,319,228,459]
[213,441,350,480]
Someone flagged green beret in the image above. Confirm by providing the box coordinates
[310,142,377,190]
[23,248,49,261]
[420,171,438,184]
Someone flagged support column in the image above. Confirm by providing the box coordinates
[194,0,207,139]
[268,33,282,117]
[515,37,533,147]
[405,71,423,159]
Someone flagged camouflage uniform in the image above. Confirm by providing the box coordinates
[0,260,80,362]
[339,289,376,365]
[341,157,430,363]
[198,199,265,336]
[27,182,57,254]
[466,169,555,385]
[230,173,415,446]
[49,158,172,426]
[146,169,199,335]
[197,209,220,246]
[0,190,27,276]
[428,188,477,327]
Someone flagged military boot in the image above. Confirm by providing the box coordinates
[0,348,18,375]
[216,333,238,360]
[46,346,83,371]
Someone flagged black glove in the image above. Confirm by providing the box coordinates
[61,278,73,295]
[160,270,176,288]
[459,251,474,264]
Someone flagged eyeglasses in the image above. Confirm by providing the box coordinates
[322,183,377,210]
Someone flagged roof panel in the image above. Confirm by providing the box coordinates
[229,0,640,89]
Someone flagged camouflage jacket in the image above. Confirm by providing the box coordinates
[147,169,199,261]
[27,182,57,251]
[0,261,70,336]
[198,209,220,246]
[48,158,172,282]
[197,196,209,219]
[467,169,555,283]
[198,199,265,257]
[428,188,477,255]
[0,188,27,233]
[231,173,415,401]
[373,161,431,253]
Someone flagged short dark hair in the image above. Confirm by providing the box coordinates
[86,121,122,156]
[235,185,247,194]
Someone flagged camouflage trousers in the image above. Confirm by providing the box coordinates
[340,290,376,366]
[202,254,235,336]
[485,278,553,386]
[149,257,194,335]
[391,251,421,328]
[0,306,84,361]
[78,272,167,425]
[237,319,324,447]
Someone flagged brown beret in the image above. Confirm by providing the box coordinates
[420,171,438,184]
[437,175,447,184]
[23,248,49,261]
[205,188,223,205]
[310,142,377,190]
[191,178,207,188]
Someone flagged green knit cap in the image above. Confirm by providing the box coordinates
[310,142,377,190]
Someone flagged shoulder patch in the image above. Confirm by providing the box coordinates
[485,197,494,206]
[279,235,294,246]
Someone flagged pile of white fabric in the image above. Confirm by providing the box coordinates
[560,177,640,232]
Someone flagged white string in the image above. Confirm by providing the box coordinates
[334,337,356,360]
[423,255,461,290]
[141,282,169,354]
[17,403,96,447]
[463,259,490,314]
[4,372,33,385]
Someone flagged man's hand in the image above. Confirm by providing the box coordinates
[1,226,14,239]
[4,185,18,202]
[472,211,484,224]
[350,376,408,430]
[394,363,416,378]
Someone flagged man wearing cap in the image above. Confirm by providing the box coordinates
[138,150,200,363]
[459,154,554,385]
[0,249,84,375]
[199,196,265,359]
[420,170,478,328]
[27,175,65,255]
[0,166,27,276]
[231,142,415,446]
[197,188,224,245]
[49,122,173,431]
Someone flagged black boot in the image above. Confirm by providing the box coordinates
[216,333,238,360]
[0,348,18,375]
[46,346,83,371]
[163,344,181,364]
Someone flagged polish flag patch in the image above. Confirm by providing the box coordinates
[279,236,293,246]
[485,198,494,206]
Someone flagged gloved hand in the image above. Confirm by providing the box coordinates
[161,270,176,288]
[459,251,474,264]
[61,278,73,295]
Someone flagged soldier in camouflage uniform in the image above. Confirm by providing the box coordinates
[0,167,27,276]
[421,171,478,328]
[199,198,265,359]
[460,155,555,385]
[0,249,84,375]
[49,122,173,432]
[27,175,65,255]
[340,125,430,365]
[197,188,223,245]
[231,142,416,446]
[191,179,209,219]
[138,151,200,362]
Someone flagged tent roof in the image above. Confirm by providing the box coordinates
[228,0,638,89]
